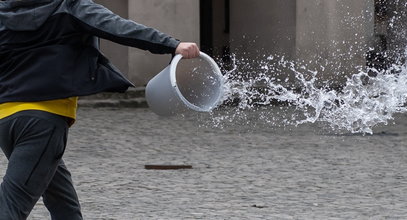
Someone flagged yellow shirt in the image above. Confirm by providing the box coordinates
[0,97,78,126]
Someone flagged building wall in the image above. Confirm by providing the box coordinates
[95,0,129,77]
[95,0,200,86]
[225,0,375,86]
[386,0,407,64]
[95,0,378,88]
[296,0,375,85]
[211,0,230,58]
[229,0,297,60]
[128,0,200,86]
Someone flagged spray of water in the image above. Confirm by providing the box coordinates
[207,50,407,134]
[200,2,407,134]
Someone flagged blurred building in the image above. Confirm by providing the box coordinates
[95,0,406,87]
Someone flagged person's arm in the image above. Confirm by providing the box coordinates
[68,0,182,55]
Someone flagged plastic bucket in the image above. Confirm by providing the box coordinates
[146,52,224,116]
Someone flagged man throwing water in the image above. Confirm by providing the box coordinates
[0,0,199,219]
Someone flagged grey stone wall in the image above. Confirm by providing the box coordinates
[95,0,200,86]
[224,0,375,87]
[94,1,387,89]
[386,0,407,65]
[229,0,297,60]
[95,0,129,77]
[128,0,200,86]
[296,0,375,85]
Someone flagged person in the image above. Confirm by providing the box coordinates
[0,0,200,219]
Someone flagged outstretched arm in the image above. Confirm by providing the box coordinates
[69,0,180,54]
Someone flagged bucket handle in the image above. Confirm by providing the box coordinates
[169,52,224,112]
[169,52,221,88]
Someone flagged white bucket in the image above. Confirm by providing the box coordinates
[145,52,224,116]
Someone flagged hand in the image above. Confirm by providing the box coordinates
[175,42,200,59]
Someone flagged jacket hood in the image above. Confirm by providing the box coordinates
[0,0,63,31]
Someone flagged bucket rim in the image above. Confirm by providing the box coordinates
[170,52,223,112]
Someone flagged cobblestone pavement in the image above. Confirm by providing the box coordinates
[1,107,407,220]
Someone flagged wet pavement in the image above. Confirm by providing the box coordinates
[1,107,407,219]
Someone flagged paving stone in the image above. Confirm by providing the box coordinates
[1,107,407,219]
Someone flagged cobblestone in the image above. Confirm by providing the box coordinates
[1,107,407,219]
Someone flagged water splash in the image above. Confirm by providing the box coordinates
[208,50,407,134]
[198,3,407,134]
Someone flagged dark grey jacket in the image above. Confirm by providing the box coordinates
[0,0,180,103]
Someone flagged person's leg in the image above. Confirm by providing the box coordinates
[0,111,76,220]
[43,159,83,220]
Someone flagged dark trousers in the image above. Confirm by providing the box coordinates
[0,110,82,220]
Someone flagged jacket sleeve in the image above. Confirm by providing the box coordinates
[68,0,180,54]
